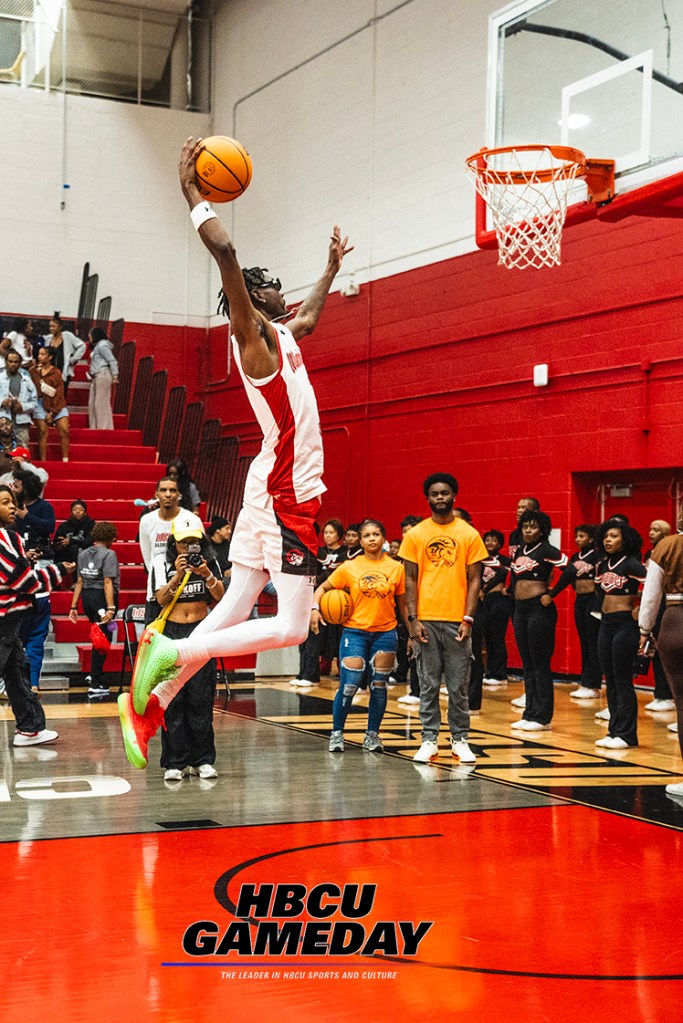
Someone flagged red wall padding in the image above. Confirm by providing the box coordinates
[126,212,683,674]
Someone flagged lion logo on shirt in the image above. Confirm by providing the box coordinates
[359,572,392,599]
[426,536,459,567]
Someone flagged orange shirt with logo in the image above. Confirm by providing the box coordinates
[398,517,487,621]
[327,553,405,632]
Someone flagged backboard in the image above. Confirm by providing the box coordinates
[475,0,683,248]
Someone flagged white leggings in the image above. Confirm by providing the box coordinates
[152,563,314,709]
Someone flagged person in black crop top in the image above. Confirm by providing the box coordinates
[593,518,646,749]
[291,519,347,688]
[152,523,225,783]
[554,524,603,700]
[510,510,570,731]
[469,530,513,712]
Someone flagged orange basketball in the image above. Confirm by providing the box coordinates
[194,135,253,203]
[319,589,352,626]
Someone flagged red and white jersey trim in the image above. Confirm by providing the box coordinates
[232,323,325,508]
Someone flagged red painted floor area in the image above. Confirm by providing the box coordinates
[2,805,681,1021]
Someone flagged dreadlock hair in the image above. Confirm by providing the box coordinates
[518,508,552,541]
[217,267,280,318]
[594,518,643,558]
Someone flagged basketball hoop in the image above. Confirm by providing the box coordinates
[465,145,615,270]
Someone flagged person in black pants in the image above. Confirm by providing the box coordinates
[0,485,73,746]
[152,520,224,783]
[555,524,602,701]
[510,510,569,732]
[395,515,422,706]
[69,521,120,696]
[290,519,347,689]
[594,519,646,750]
[470,530,512,711]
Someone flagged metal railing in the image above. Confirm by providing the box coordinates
[122,345,251,522]
[157,385,186,465]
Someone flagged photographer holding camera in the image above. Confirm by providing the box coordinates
[149,520,224,785]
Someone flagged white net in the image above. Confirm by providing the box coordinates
[466,147,583,270]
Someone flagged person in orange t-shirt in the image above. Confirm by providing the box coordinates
[399,472,487,766]
[311,519,406,754]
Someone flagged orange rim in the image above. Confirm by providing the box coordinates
[466,144,586,185]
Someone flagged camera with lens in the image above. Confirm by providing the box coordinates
[186,543,203,569]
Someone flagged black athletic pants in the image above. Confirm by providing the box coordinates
[598,611,639,746]
[573,592,602,689]
[0,618,47,734]
[513,597,557,725]
[394,621,419,695]
[82,588,118,682]
[160,618,216,770]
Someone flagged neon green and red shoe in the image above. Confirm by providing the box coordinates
[131,628,179,716]
[118,691,165,770]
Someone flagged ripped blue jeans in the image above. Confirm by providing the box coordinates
[332,627,398,733]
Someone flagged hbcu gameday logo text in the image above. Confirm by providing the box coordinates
[182,883,432,958]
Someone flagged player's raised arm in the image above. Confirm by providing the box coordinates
[178,137,277,379]
[287,225,353,342]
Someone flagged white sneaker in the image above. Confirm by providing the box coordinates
[198,764,218,779]
[595,707,611,720]
[164,768,184,781]
[87,683,110,696]
[397,693,421,706]
[328,730,344,753]
[520,720,551,731]
[289,678,314,688]
[570,686,601,700]
[511,694,526,708]
[595,736,631,749]
[413,740,439,763]
[665,781,683,795]
[451,739,476,762]
[13,728,58,747]
[440,686,448,695]
[668,721,679,733]
[510,718,528,729]
[645,699,675,712]
[483,677,507,686]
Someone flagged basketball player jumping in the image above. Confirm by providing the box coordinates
[118,137,353,769]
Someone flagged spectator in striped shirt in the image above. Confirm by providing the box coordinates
[0,485,74,746]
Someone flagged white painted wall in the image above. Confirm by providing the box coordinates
[1,88,211,323]
[215,0,499,304]
[1,0,501,320]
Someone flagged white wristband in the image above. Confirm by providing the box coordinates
[190,202,217,231]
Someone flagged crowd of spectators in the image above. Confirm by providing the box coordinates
[0,314,118,457]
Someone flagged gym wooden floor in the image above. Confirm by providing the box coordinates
[2,677,682,1022]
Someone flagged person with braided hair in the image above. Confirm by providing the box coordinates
[118,136,353,771]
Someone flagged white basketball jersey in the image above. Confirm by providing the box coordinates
[232,322,325,508]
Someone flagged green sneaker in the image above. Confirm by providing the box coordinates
[118,691,164,770]
[132,628,179,715]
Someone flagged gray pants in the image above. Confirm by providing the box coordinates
[416,620,472,742]
[88,370,114,430]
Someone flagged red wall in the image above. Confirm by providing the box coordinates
[123,213,683,675]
